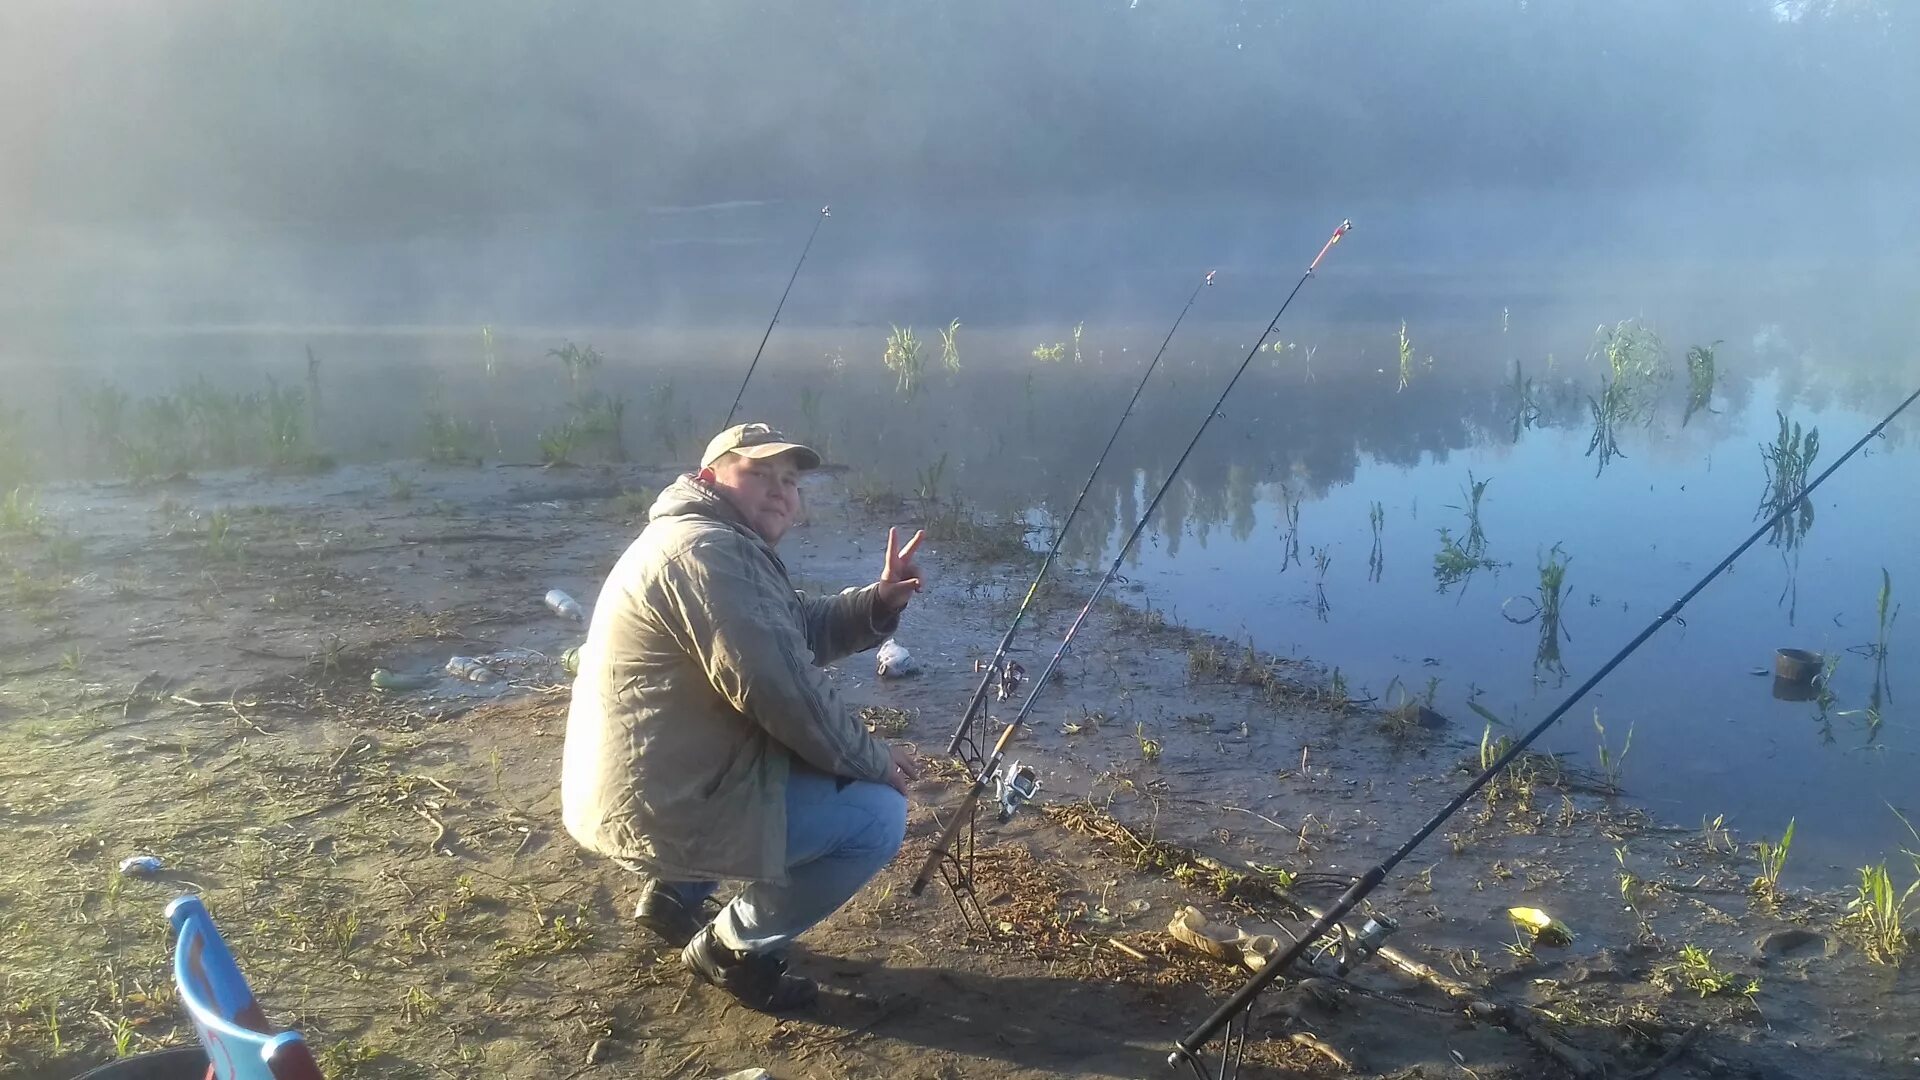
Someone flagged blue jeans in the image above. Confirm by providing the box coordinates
[659,767,907,955]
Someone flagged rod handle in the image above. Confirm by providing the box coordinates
[910,784,983,896]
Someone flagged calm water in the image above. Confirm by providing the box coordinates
[5,249,1916,879]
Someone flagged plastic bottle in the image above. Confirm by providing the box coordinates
[445,656,496,682]
[545,589,586,623]
[561,645,583,676]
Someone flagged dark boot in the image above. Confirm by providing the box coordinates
[680,925,817,1012]
[634,880,714,948]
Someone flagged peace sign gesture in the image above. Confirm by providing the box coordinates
[876,526,926,614]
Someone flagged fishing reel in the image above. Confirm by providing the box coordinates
[993,759,1040,823]
[1305,913,1398,977]
[973,656,1027,701]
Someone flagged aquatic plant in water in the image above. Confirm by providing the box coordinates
[1584,320,1670,475]
[1758,411,1819,550]
[883,325,926,398]
[1433,529,1498,594]
[1534,543,1572,677]
[1682,340,1719,426]
[1508,360,1541,442]
[1593,709,1633,794]
[549,342,604,402]
[1367,501,1385,582]
[940,319,962,374]
[1397,321,1415,391]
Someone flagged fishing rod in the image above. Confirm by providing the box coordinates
[722,204,831,429]
[913,221,1352,913]
[1171,380,1920,1079]
[946,269,1218,761]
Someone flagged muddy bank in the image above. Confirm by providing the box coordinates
[1,463,1914,1079]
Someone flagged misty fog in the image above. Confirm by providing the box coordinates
[2,1,1915,341]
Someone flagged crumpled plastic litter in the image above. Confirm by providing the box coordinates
[876,638,919,678]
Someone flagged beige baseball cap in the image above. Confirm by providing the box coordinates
[700,423,822,470]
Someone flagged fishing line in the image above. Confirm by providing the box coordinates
[946,268,1217,760]
[1171,380,1920,1077]
[723,205,831,429]
[912,221,1353,902]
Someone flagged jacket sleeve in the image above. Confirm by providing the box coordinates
[658,536,895,784]
[795,584,898,666]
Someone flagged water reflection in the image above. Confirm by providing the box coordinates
[3,306,1915,872]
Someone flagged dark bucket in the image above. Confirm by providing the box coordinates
[74,1047,209,1080]
[1772,675,1819,702]
[1774,648,1823,684]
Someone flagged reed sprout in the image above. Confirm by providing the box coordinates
[883,325,927,397]
[940,319,963,373]
[1758,411,1819,549]
[1751,817,1794,895]
[1397,321,1415,391]
[1,486,42,534]
[423,409,483,465]
[548,342,604,402]
[1593,709,1633,794]
[1844,862,1915,964]
[916,453,949,503]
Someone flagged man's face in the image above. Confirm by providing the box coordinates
[703,452,803,545]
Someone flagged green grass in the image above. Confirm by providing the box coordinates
[1752,817,1795,895]
[1844,862,1914,965]
[538,420,580,466]
[423,409,483,464]
[1655,944,1759,998]
[200,509,247,563]
[644,378,693,458]
[916,453,949,503]
[1,486,42,533]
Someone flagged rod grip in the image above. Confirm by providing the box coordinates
[910,785,982,896]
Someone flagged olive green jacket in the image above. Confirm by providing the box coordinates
[561,475,897,883]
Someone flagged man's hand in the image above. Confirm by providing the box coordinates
[884,743,921,797]
[875,526,925,615]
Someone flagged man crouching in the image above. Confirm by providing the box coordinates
[562,422,924,1012]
